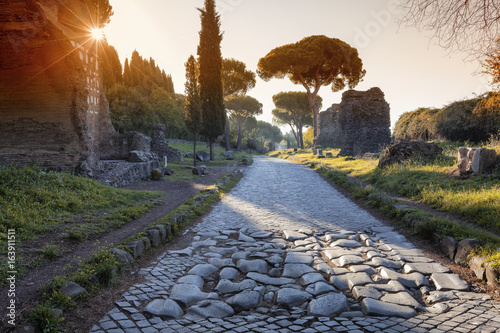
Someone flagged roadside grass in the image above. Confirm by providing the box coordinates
[275,141,500,235]
[30,170,243,332]
[270,142,500,266]
[163,143,252,181]
[0,165,161,244]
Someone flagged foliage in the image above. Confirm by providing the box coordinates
[254,121,283,152]
[184,55,203,166]
[30,304,65,333]
[303,127,315,147]
[123,50,174,95]
[100,41,122,90]
[83,0,113,28]
[222,58,256,98]
[38,245,64,260]
[394,93,500,143]
[225,95,263,151]
[272,91,317,148]
[393,107,440,141]
[198,0,225,159]
[258,35,365,136]
[0,165,159,243]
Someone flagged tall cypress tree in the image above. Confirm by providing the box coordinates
[197,0,225,160]
[184,55,202,167]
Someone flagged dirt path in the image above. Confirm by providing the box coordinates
[0,166,237,328]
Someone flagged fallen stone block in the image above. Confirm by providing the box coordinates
[469,256,487,280]
[127,240,145,258]
[61,282,87,299]
[147,229,161,247]
[440,236,457,261]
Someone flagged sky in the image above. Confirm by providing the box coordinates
[103,0,491,132]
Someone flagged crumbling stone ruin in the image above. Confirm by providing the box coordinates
[378,140,443,168]
[315,87,391,156]
[0,1,179,187]
[315,104,340,148]
[456,147,498,176]
[0,0,115,169]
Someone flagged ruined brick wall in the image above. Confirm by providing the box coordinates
[315,104,340,148]
[0,0,116,170]
[338,87,391,156]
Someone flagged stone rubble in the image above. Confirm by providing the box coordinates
[91,157,500,332]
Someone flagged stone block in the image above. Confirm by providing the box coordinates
[430,273,469,291]
[151,168,163,181]
[143,299,183,319]
[61,282,87,299]
[196,150,210,162]
[154,225,167,241]
[142,237,151,250]
[457,147,498,175]
[147,229,161,247]
[127,240,145,258]
[440,236,457,261]
[361,298,416,318]
[469,256,487,280]
[485,263,500,287]
[307,293,348,317]
[110,248,134,266]
[454,239,480,264]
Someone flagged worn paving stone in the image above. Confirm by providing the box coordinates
[143,299,183,319]
[431,273,469,291]
[380,268,429,288]
[403,263,451,275]
[361,298,417,318]
[307,293,348,317]
[282,263,316,278]
[285,252,314,264]
[276,288,313,307]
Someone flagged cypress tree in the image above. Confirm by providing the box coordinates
[184,55,202,167]
[197,0,225,160]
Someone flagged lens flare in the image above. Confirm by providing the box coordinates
[90,27,104,41]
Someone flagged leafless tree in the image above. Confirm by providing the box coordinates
[399,0,500,60]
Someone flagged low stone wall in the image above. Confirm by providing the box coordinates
[95,160,159,188]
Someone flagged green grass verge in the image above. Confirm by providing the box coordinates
[270,146,500,267]
[0,165,160,243]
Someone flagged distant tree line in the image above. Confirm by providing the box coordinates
[394,93,500,143]
[101,43,188,138]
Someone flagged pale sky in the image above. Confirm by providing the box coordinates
[103,0,491,132]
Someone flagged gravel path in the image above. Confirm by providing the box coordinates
[91,156,500,333]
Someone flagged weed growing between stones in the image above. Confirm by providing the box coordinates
[37,244,65,260]
[29,304,65,333]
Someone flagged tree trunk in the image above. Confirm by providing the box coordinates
[290,125,300,148]
[306,92,321,139]
[193,135,197,167]
[236,117,242,151]
[298,119,304,149]
[209,140,214,161]
[225,113,230,151]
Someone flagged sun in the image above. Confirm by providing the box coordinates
[90,27,105,41]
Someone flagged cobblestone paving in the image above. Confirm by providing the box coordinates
[91,156,500,332]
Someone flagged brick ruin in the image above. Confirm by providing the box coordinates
[315,87,391,156]
[0,1,178,185]
[0,0,116,169]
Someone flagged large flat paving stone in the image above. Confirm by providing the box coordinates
[143,299,183,319]
[380,268,429,288]
[352,286,382,300]
[170,284,218,307]
[282,263,315,278]
[215,279,257,294]
[330,239,363,248]
[300,272,326,286]
[403,262,451,275]
[285,252,314,264]
[283,230,308,241]
[176,275,204,289]
[226,290,262,311]
[367,257,403,269]
[305,281,336,296]
[187,264,218,279]
[247,272,295,286]
[361,298,417,318]
[380,291,421,308]
[307,292,348,316]
[431,273,469,291]
[332,254,364,267]
[186,300,234,319]
[236,259,268,273]
[276,288,313,307]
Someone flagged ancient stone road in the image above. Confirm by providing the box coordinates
[91,156,500,333]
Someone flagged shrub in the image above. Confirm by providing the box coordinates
[30,304,64,333]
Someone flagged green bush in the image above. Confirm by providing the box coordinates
[30,304,64,333]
